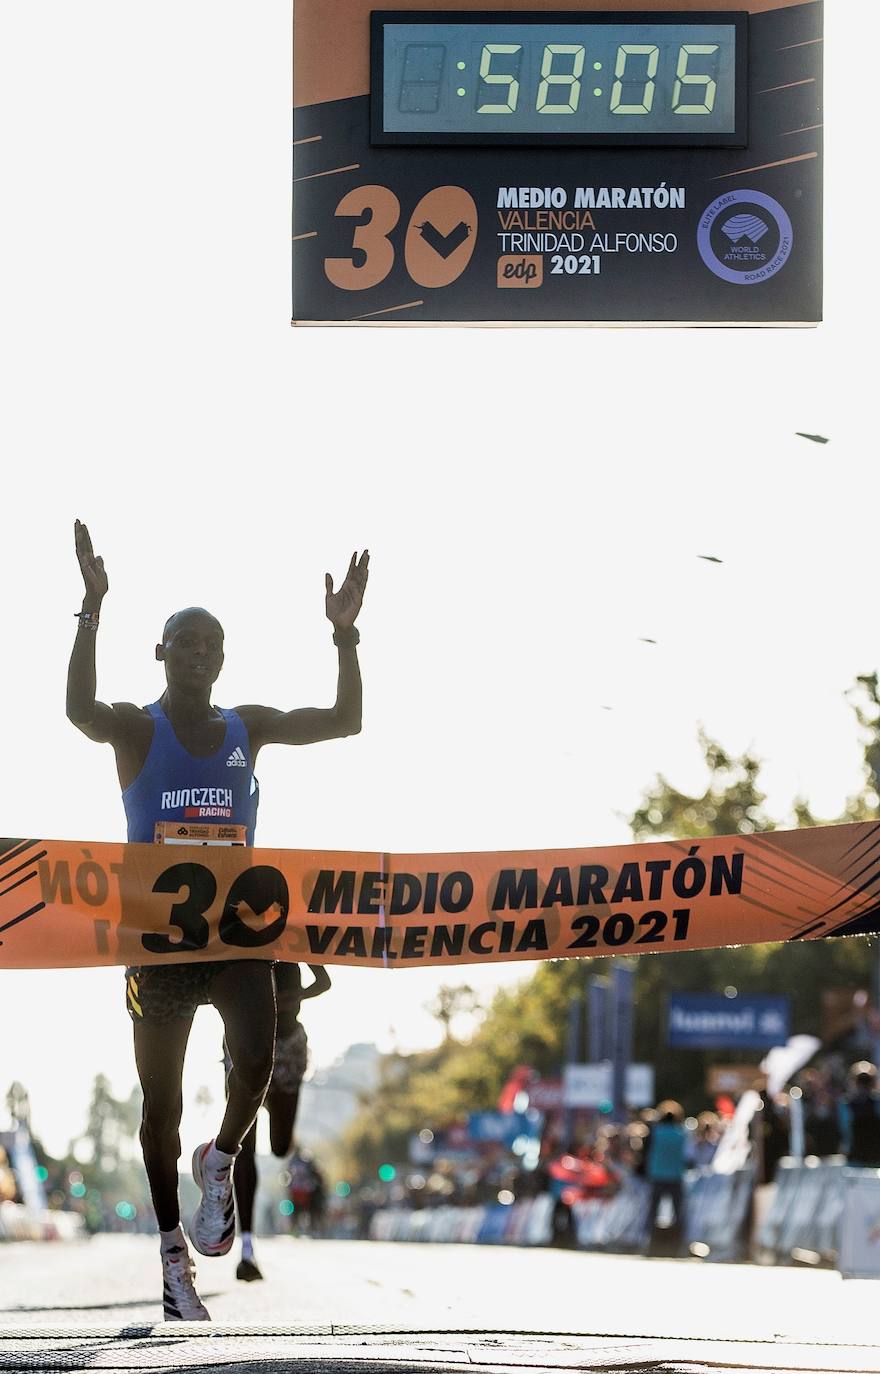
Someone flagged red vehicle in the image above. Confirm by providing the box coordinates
[548,1151,618,1207]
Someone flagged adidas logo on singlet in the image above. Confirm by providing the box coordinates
[226,746,247,767]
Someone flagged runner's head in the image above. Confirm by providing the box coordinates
[156,608,224,691]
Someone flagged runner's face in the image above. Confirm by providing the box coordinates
[160,613,224,690]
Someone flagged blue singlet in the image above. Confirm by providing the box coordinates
[122,701,259,844]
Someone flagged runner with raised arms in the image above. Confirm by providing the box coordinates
[66,519,368,1321]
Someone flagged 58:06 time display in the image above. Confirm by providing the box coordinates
[373,13,747,147]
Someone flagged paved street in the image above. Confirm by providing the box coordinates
[1,1237,879,1372]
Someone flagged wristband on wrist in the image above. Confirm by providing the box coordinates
[332,625,360,647]
[75,609,100,631]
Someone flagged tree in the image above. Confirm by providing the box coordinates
[74,1074,141,1171]
[427,984,482,1042]
[630,729,775,839]
[840,674,880,822]
[56,1075,148,1232]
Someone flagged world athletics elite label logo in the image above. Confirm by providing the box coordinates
[697,189,793,285]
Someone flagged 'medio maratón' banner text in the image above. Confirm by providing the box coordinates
[1,824,878,970]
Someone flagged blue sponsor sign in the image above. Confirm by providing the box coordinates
[667,993,790,1050]
[467,1111,539,1145]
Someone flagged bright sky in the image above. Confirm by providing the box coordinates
[0,1,876,1159]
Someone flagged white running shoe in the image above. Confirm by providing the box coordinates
[189,1140,236,1257]
[162,1243,210,1321]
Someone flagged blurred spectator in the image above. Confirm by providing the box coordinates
[753,1086,790,1184]
[838,1061,880,1167]
[356,1187,379,1239]
[547,1143,618,1247]
[687,1112,721,1170]
[645,1100,687,1237]
[633,1110,657,1177]
[801,1070,842,1158]
[287,1150,327,1236]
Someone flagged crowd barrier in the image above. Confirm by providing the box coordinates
[0,1201,85,1242]
[756,1158,846,1263]
[756,1158,880,1276]
[571,1177,651,1252]
[685,1166,755,1261]
[369,1195,555,1247]
[370,1170,762,1259]
[571,1169,755,1259]
[359,1162,880,1272]
[838,1169,880,1279]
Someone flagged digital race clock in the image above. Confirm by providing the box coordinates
[292,0,822,326]
[373,14,747,145]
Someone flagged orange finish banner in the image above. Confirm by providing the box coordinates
[1,824,879,971]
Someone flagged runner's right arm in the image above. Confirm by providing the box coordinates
[66,519,140,745]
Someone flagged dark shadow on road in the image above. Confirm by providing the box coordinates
[0,1360,643,1374]
[0,1329,874,1374]
[0,1296,219,1313]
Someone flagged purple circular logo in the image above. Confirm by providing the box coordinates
[697,190,793,285]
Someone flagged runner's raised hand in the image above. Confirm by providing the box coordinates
[325,551,369,630]
[74,519,109,608]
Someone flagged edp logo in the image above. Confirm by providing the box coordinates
[497,255,543,288]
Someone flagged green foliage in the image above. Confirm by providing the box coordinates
[427,984,481,1042]
[630,729,775,839]
[840,675,880,822]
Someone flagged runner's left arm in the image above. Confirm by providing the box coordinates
[299,964,332,1000]
[240,552,369,752]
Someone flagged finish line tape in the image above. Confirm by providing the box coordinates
[1,823,879,970]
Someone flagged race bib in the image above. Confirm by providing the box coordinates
[153,822,248,846]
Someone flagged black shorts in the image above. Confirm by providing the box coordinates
[125,962,229,1025]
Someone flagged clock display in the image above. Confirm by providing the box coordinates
[372,11,747,146]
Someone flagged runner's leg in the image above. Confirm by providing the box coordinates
[211,961,276,1153]
[133,1012,194,1230]
[234,1119,258,1233]
[232,1116,264,1279]
[268,1086,301,1157]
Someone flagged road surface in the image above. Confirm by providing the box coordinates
[1,1237,878,1372]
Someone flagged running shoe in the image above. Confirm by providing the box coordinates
[162,1244,210,1321]
[189,1141,236,1257]
[236,1256,264,1282]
